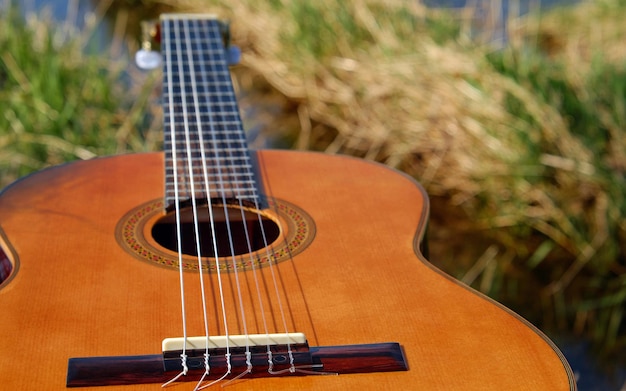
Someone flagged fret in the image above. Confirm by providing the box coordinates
[166,140,248,147]
[163,149,249,160]
[164,167,256,176]
[165,101,241,110]
[163,85,235,96]
[167,138,248,148]
[163,152,251,163]
[163,74,232,82]
[165,173,256,181]
[163,129,244,138]
[164,91,239,100]
[165,192,260,202]
[162,128,247,138]
[164,186,255,195]
[164,182,256,192]
[165,183,258,190]
[164,104,235,112]
[165,183,259,195]
[164,100,234,109]
[165,189,258,196]
[165,177,257,186]
[165,166,254,174]
[164,86,234,96]
[164,118,241,127]
[161,15,259,209]
[163,146,249,154]
[166,185,259,193]
[165,108,241,116]
[166,122,242,133]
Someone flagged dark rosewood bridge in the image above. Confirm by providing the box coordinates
[66,333,407,387]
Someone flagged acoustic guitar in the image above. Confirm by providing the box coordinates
[0,14,576,390]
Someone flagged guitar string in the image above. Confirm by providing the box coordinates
[188,18,263,389]
[200,22,300,376]
[178,18,224,389]
[180,18,237,388]
[197,20,299,378]
[161,17,190,387]
[200,35,300,377]
[193,20,256,387]
[163,16,307,386]
[201,20,258,381]
[161,18,234,388]
[195,17,300,382]
[197,18,265,384]
[250,184,298,374]
[193,18,257,388]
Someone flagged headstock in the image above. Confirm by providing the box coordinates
[134,16,241,70]
[135,20,161,70]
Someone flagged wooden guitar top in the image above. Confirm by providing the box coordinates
[0,150,575,390]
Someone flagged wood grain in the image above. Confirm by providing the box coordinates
[66,343,408,387]
[0,150,576,390]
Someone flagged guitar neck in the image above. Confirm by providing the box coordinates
[161,15,258,210]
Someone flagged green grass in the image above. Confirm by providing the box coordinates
[0,6,159,187]
[484,14,626,356]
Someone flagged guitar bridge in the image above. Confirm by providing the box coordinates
[161,333,312,373]
[67,335,408,387]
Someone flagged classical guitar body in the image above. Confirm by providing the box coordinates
[0,151,573,390]
[0,13,575,391]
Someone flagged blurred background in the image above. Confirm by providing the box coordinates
[1,0,624,389]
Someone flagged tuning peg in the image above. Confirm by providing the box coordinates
[135,49,162,70]
[135,20,162,70]
[217,20,240,66]
[227,46,241,65]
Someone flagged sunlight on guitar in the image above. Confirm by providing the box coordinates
[0,14,576,390]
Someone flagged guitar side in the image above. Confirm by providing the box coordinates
[0,150,576,390]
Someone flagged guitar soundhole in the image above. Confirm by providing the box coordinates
[0,246,13,286]
[151,205,281,257]
[116,198,315,272]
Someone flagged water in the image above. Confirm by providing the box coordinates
[421,0,582,46]
[560,340,626,391]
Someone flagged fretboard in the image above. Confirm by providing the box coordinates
[161,15,258,210]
